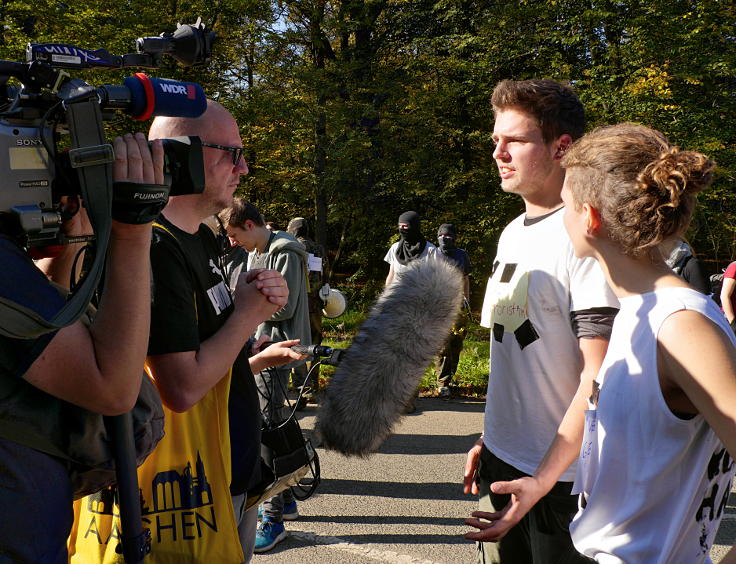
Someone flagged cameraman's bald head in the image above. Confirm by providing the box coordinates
[149,99,234,140]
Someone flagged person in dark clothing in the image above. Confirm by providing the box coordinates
[435,223,472,397]
[384,211,437,287]
[0,133,164,563]
[661,238,711,296]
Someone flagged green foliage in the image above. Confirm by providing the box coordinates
[4,0,735,293]
[321,310,490,395]
[322,309,367,337]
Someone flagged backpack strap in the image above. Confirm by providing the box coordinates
[672,252,692,276]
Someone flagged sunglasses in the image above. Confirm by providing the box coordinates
[201,142,244,166]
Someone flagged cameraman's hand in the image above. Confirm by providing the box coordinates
[111,133,165,231]
[36,195,93,286]
[113,133,164,186]
[57,195,91,238]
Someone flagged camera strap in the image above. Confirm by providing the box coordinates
[61,96,114,319]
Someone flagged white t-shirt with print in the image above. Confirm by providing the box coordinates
[481,209,618,481]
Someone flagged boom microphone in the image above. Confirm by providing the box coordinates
[97,73,206,120]
[315,257,464,456]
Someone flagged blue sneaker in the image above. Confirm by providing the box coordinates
[254,518,286,553]
[283,500,299,521]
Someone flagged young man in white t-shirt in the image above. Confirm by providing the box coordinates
[463,79,618,564]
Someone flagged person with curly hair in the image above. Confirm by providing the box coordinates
[465,123,736,564]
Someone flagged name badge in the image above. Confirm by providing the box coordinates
[572,409,598,495]
[307,253,322,272]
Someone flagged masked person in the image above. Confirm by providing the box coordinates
[384,210,438,412]
[384,210,437,287]
[435,223,472,398]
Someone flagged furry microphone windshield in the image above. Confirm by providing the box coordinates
[315,257,464,457]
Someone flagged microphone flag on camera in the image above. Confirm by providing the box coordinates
[315,257,464,457]
[123,73,206,120]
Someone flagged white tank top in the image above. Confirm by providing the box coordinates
[571,287,735,563]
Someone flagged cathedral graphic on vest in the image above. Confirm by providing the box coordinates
[146,451,213,514]
[84,451,214,516]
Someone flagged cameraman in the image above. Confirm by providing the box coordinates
[0,132,163,563]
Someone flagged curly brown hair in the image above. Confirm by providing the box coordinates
[491,79,586,143]
[562,123,715,258]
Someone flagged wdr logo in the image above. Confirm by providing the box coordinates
[158,82,194,98]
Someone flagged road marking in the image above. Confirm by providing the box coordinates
[722,513,736,521]
[289,530,444,564]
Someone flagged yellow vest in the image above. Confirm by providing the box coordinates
[68,367,243,564]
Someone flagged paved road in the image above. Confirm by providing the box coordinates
[253,396,736,564]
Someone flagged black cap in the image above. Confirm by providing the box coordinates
[437,223,457,238]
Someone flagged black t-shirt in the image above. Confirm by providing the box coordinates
[148,216,234,355]
[150,218,263,495]
[441,247,473,276]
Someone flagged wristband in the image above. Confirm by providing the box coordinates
[112,181,171,224]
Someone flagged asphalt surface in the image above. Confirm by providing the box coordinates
[252,396,736,564]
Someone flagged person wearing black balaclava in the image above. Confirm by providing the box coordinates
[435,223,472,398]
[383,211,437,413]
[384,211,437,287]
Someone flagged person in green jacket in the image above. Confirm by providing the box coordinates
[222,197,312,553]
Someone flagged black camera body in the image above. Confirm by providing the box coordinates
[0,20,215,248]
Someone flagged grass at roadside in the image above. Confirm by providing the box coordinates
[318,310,489,397]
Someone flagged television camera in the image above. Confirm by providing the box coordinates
[0,19,215,250]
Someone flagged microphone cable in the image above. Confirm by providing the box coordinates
[256,361,328,502]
